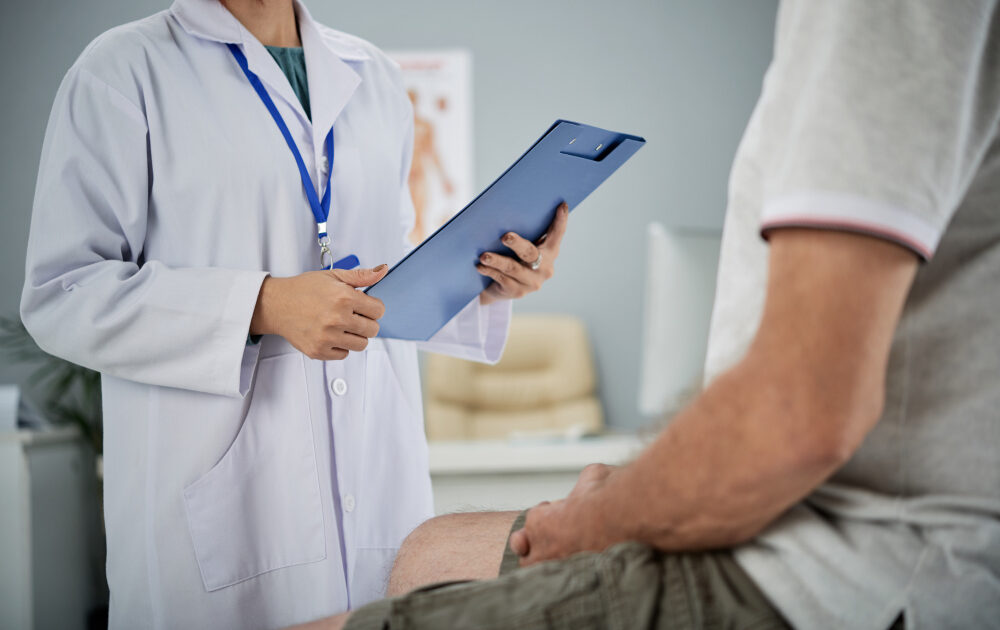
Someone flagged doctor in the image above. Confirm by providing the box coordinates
[20,0,568,627]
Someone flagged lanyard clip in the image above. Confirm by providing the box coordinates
[318,234,333,270]
[317,223,333,270]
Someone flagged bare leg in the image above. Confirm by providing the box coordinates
[286,512,519,629]
[387,511,520,596]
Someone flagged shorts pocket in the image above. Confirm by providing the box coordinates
[183,352,326,591]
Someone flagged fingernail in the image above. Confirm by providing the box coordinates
[481,254,491,262]
[503,234,514,244]
[560,203,569,212]
[373,264,387,272]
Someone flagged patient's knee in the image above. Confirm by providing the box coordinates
[387,511,519,597]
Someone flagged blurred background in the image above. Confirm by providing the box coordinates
[0,1,777,628]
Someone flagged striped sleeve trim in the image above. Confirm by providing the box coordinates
[759,192,942,261]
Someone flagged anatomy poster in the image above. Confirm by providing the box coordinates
[387,49,473,245]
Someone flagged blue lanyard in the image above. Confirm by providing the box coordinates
[228,43,358,271]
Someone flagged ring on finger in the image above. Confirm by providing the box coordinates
[529,253,543,271]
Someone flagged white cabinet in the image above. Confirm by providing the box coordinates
[0,428,105,630]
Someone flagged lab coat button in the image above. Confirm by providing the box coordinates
[343,494,356,513]
[320,156,329,173]
[331,378,347,396]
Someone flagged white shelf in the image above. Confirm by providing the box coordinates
[0,426,103,630]
[428,433,647,475]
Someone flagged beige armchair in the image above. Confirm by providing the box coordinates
[424,315,604,440]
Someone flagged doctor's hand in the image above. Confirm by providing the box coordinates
[509,463,620,567]
[250,265,388,360]
[478,202,569,306]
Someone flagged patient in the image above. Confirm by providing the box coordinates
[295,2,1000,628]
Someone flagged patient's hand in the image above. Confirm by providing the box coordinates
[567,463,617,498]
[509,463,618,566]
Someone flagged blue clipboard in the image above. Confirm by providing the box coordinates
[366,119,646,340]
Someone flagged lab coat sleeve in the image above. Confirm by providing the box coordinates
[392,107,510,364]
[418,295,511,364]
[20,66,266,398]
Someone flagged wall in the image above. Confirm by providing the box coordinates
[0,0,777,429]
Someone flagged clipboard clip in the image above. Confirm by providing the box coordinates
[560,137,625,162]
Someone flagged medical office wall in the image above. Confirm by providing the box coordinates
[0,0,777,430]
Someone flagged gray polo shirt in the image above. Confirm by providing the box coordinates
[705,2,1000,628]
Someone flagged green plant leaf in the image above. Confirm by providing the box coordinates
[0,314,103,454]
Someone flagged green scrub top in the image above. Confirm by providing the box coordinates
[265,45,311,121]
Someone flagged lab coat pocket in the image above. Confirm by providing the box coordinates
[183,353,326,591]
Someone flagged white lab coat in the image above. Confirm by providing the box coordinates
[20,0,511,627]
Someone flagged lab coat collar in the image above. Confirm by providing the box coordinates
[294,1,370,63]
[169,0,370,60]
[296,1,363,147]
[170,0,366,149]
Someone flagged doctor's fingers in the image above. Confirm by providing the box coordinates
[343,313,380,339]
[476,263,530,297]
[501,232,540,265]
[312,347,350,361]
[330,264,389,289]
[480,252,547,287]
[331,331,371,353]
[350,292,386,321]
[540,202,570,252]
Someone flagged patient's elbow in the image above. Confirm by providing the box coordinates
[796,398,884,472]
[803,431,857,470]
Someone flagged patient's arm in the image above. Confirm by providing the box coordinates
[511,228,918,564]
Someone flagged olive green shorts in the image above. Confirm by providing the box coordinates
[345,512,790,630]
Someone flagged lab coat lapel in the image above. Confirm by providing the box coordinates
[170,0,309,124]
[296,1,363,155]
[241,39,310,125]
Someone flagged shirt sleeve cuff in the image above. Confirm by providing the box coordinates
[417,296,512,364]
[759,191,942,261]
[217,270,268,397]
